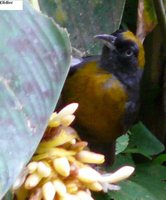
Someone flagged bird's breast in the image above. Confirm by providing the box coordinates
[62,61,128,142]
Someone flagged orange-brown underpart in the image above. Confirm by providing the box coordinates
[62,61,127,142]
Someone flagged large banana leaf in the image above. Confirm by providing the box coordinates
[39,0,126,54]
[0,1,71,198]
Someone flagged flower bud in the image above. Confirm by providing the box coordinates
[86,182,103,191]
[42,182,56,200]
[39,127,77,149]
[24,174,41,189]
[53,157,70,177]
[27,162,38,174]
[100,166,135,183]
[61,114,75,126]
[76,151,105,164]
[77,166,101,183]
[58,103,78,119]
[76,190,94,200]
[48,112,61,127]
[37,161,51,178]
[59,193,80,200]
[70,141,88,151]
[52,179,67,197]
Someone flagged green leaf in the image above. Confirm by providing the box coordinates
[153,154,166,164]
[93,192,110,200]
[110,180,157,200]
[39,0,126,54]
[125,122,165,158]
[0,1,71,198]
[133,163,166,183]
[111,154,135,171]
[116,134,129,155]
[131,163,166,199]
[94,162,166,200]
[110,163,166,200]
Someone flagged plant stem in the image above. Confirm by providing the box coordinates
[153,0,166,44]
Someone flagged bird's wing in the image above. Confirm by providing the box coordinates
[69,56,100,76]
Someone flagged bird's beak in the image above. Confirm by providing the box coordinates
[94,34,117,50]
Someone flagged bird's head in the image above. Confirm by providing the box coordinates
[95,31,145,83]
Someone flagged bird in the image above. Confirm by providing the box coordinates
[61,30,145,164]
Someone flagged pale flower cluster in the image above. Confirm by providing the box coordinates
[14,103,134,200]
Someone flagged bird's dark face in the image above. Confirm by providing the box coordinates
[95,31,145,87]
[101,38,139,73]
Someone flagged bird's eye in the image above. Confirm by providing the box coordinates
[125,49,133,57]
